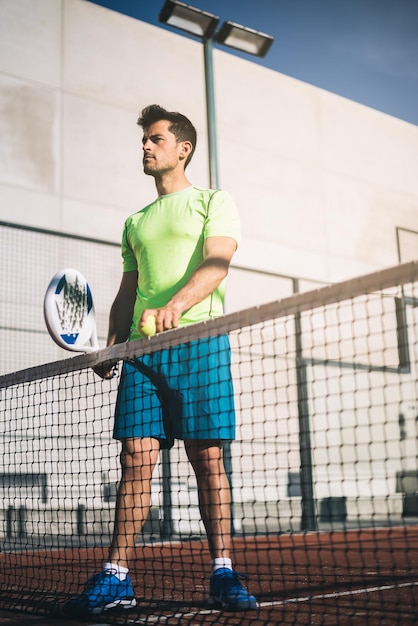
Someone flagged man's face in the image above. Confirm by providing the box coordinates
[142,120,184,177]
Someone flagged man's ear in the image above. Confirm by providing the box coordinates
[179,140,192,162]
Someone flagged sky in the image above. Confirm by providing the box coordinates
[88,0,418,126]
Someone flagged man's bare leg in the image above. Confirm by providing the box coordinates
[184,439,257,610]
[184,440,231,559]
[109,437,160,567]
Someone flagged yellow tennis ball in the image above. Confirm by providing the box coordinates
[138,314,157,337]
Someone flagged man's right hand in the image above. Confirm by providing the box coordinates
[93,360,118,379]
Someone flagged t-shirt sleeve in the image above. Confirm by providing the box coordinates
[204,190,241,247]
[121,220,138,272]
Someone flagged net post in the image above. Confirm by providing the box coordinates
[395,296,410,370]
[296,358,318,531]
[293,278,318,532]
[76,504,86,536]
[6,507,14,539]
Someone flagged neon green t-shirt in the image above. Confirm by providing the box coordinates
[121,185,240,341]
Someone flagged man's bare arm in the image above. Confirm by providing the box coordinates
[107,270,138,346]
[140,236,237,333]
[94,270,138,378]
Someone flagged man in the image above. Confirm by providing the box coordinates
[66,105,257,616]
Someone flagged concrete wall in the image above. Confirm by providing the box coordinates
[1,0,417,287]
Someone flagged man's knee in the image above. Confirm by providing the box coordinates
[120,438,160,475]
[185,441,226,476]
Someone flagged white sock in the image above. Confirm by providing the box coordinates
[211,558,232,573]
[103,562,129,581]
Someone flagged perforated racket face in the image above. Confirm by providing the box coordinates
[44,269,98,352]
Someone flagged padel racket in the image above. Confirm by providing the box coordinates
[44,268,99,353]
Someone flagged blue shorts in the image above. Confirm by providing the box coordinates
[113,335,235,447]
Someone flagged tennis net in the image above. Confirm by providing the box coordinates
[0,260,417,625]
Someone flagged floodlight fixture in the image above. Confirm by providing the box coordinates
[158,0,274,188]
[215,21,274,58]
[159,0,219,40]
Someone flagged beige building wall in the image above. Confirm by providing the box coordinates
[1,0,417,530]
[1,0,417,292]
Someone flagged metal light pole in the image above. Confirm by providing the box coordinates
[159,0,274,189]
[203,36,218,188]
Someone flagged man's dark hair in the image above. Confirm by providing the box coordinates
[137,104,197,168]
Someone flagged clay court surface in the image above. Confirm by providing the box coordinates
[0,527,417,625]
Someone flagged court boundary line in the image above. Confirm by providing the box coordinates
[118,579,418,624]
[259,579,418,607]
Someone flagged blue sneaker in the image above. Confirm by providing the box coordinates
[65,569,137,616]
[209,568,258,611]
